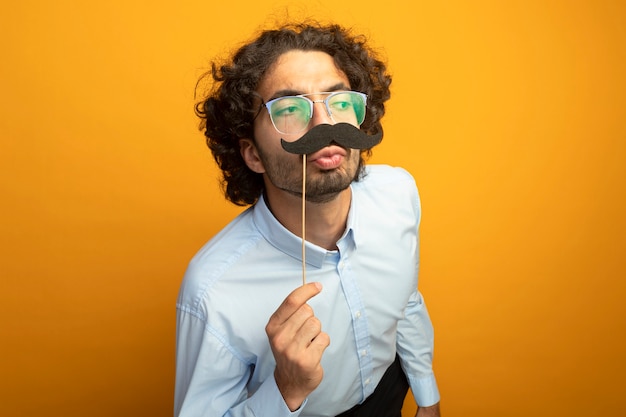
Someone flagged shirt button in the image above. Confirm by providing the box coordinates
[365,378,371,385]
[355,311,361,319]
[361,349,367,357]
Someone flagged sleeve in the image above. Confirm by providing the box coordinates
[174,306,303,417]
[395,173,440,407]
[396,290,440,407]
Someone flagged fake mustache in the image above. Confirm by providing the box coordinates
[280,123,382,155]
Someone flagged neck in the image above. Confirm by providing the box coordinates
[265,187,351,251]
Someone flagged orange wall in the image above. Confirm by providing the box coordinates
[1,1,624,416]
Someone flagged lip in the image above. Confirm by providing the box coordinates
[307,145,347,169]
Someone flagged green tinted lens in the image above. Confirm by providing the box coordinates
[269,97,311,134]
[327,92,366,125]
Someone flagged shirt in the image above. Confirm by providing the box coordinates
[175,164,440,417]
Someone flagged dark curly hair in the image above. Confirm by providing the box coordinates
[195,21,392,206]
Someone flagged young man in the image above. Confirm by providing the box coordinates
[175,22,441,417]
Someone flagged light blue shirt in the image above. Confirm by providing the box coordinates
[175,165,439,417]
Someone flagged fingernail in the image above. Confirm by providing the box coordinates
[314,282,322,291]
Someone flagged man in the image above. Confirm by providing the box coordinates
[175,21,441,417]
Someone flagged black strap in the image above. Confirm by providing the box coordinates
[335,355,409,417]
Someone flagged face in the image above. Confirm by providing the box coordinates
[242,50,362,204]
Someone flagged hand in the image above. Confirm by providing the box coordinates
[416,402,441,417]
[265,282,330,411]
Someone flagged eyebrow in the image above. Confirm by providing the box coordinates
[268,82,350,101]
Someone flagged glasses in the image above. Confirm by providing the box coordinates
[262,91,367,135]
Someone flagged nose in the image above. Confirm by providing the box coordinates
[309,100,334,127]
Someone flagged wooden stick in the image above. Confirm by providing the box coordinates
[301,154,306,286]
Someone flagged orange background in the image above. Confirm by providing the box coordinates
[1,1,624,416]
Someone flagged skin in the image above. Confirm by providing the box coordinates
[240,50,440,415]
[417,402,441,417]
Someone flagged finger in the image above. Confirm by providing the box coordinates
[308,331,330,357]
[270,282,322,326]
[292,315,323,350]
[281,303,315,335]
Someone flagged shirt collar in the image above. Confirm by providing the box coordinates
[252,192,357,268]
[338,188,359,252]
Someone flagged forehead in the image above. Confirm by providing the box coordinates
[257,50,350,98]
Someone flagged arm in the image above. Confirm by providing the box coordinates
[416,402,441,417]
[396,290,440,409]
[175,307,297,417]
[175,282,329,416]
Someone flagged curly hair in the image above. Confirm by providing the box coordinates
[195,21,392,206]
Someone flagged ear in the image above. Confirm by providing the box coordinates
[239,138,266,174]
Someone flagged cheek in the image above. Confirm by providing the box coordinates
[254,118,283,151]
[348,150,362,166]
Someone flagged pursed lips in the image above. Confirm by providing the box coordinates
[307,145,347,162]
[307,145,347,170]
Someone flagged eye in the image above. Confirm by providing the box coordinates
[328,92,357,113]
[271,98,309,119]
[274,105,298,116]
[331,100,353,111]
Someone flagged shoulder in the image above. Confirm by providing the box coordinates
[352,164,422,223]
[358,164,417,189]
[177,207,261,315]
[355,164,419,200]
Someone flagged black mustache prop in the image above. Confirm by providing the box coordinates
[280,123,382,155]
